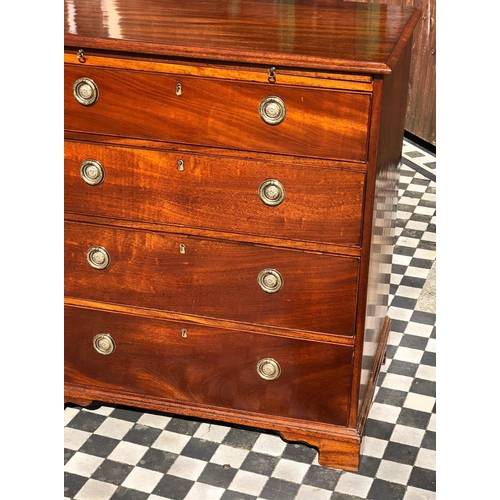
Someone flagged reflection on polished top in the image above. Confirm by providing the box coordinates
[64,0,420,73]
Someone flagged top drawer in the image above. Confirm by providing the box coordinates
[64,64,371,161]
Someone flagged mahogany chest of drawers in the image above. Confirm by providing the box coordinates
[64,0,420,471]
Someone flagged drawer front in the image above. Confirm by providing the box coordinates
[65,141,365,247]
[64,65,371,161]
[65,221,359,336]
[65,306,353,426]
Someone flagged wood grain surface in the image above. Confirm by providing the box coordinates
[64,0,420,73]
[65,305,353,425]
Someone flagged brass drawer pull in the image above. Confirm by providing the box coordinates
[80,159,105,185]
[259,179,285,206]
[257,268,283,293]
[73,77,99,106]
[93,333,116,355]
[259,96,286,125]
[86,246,110,270]
[257,358,281,380]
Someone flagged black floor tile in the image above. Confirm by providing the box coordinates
[66,411,106,432]
[138,448,177,473]
[93,459,134,485]
[198,462,238,489]
[364,419,396,441]
[374,388,408,407]
[282,443,318,464]
[79,434,120,458]
[260,478,300,500]
[421,430,436,451]
[110,486,150,500]
[165,417,202,436]
[408,466,437,491]
[396,408,431,430]
[387,360,419,378]
[303,464,342,489]
[240,451,280,476]
[382,442,419,466]
[64,472,87,498]
[180,437,219,461]
[368,478,406,500]
[222,427,261,450]
[123,424,163,447]
[410,378,436,398]
[152,474,195,499]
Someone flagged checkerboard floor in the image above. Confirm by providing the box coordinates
[64,137,436,500]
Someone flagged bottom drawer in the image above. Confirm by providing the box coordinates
[65,306,354,426]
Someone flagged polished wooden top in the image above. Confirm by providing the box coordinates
[64,0,420,74]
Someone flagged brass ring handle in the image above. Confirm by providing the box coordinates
[80,159,105,185]
[259,179,285,206]
[257,268,283,293]
[256,358,281,380]
[73,77,99,106]
[259,96,286,125]
[86,246,110,270]
[93,333,116,355]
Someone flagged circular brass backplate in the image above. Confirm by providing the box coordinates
[256,358,281,380]
[93,333,116,355]
[257,268,283,293]
[80,159,105,185]
[73,77,99,106]
[86,246,110,270]
[258,179,285,206]
[259,96,286,125]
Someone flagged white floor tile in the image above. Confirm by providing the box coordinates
[390,424,425,447]
[294,484,332,500]
[389,307,414,322]
[121,466,163,493]
[394,346,424,364]
[405,322,434,338]
[415,364,436,382]
[404,393,435,413]
[74,479,117,500]
[229,470,268,496]
[252,433,287,456]
[107,441,149,466]
[209,444,249,469]
[415,448,436,470]
[194,422,231,442]
[184,482,225,500]
[64,407,80,425]
[335,472,373,497]
[64,452,104,477]
[376,459,412,484]
[369,402,401,423]
[271,458,310,483]
[151,430,191,454]
[168,455,207,481]
[382,373,414,392]
[137,413,172,429]
[94,417,135,440]
[404,486,436,499]
[64,427,92,451]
